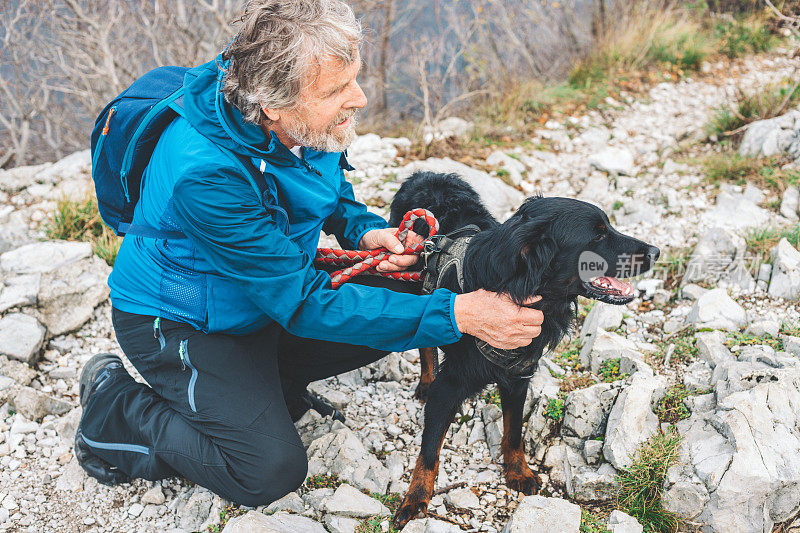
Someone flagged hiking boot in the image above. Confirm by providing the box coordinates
[74,427,131,486]
[75,353,131,486]
[79,353,126,408]
[287,390,345,423]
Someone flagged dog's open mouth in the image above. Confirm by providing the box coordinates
[582,276,635,304]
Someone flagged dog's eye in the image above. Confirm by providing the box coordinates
[592,234,606,243]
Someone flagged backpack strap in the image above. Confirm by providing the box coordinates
[122,99,290,240]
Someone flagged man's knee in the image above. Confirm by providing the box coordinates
[228,443,308,507]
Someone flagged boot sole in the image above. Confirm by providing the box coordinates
[79,353,124,408]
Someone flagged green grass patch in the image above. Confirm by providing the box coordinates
[45,196,122,266]
[206,506,247,532]
[725,330,784,351]
[357,516,397,533]
[580,507,612,532]
[598,358,629,383]
[782,321,800,337]
[671,332,699,365]
[357,491,403,530]
[303,473,343,491]
[544,395,566,422]
[552,339,583,372]
[482,386,502,408]
[654,385,692,424]
[569,9,713,91]
[699,153,800,195]
[713,16,777,58]
[745,225,800,263]
[616,429,683,532]
[706,80,800,137]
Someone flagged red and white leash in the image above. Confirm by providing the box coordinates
[315,209,439,289]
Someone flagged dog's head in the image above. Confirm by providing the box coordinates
[467,196,660,306]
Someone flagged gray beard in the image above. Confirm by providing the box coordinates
[284,112,358,153]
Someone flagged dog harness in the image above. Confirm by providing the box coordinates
[420,226,538,379]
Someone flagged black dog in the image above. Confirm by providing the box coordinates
[387,171,659,528]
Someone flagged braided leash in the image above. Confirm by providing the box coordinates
[315,209,439,289]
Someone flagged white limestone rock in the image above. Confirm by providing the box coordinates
[502,495,581,533]
[37,255,111,337]
[603,373,666,470]
[322,483,390,518]
[588,147,635,176]
[0,313,46,364]
[768,238,800,300]
[685,288,747,331]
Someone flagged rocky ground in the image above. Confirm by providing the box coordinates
[1,48,800,533]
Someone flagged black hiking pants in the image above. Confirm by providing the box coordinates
[81,276,414,507]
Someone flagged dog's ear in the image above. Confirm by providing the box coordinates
[479,214,557,303]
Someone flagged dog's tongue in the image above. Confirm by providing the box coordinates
[592,276,633,295]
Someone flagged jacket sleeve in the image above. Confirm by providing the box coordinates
[170,166,462,351]
[322,168,389,249]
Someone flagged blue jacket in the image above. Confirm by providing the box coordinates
[108,57,463,351]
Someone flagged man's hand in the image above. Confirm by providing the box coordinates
[359,228,425,273]
[454,291,544,349]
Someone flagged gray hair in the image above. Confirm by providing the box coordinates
[221,0,362,125]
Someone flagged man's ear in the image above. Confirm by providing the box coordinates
[262,106,281,123]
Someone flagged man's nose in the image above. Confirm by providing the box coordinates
[347,81,368,110]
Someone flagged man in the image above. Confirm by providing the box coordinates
[76,0,544,507]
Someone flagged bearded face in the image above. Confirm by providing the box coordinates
[262,49,367,154]
[282,106,359,153]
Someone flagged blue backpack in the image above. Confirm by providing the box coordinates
[90,65,286,239]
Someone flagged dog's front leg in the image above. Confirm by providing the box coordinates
[413,347,437,402]
[393,370,465,529]
[499,380,541,495]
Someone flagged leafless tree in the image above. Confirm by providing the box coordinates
[0,0,241,168]
[1,0,648,166]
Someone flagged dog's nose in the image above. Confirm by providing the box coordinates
[646,246,660,263]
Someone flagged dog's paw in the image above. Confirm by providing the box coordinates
[413,380,431,402]
[505,469,541,495]
[392,497,429,529]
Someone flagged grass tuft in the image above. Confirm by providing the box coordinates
[700,154,800,195]
[206,506,247,532]
[303,473,343,491]
[616,428,683,532]
[745,225,800,264]
[544,395,566,422]
[356,492,402,533]
[654,385,692,424]
[650,246,693,289]
[482,385,502,408]
[782,322,800,337]
[598,358,629,383]
[713,16,777,59]
[706,81,800,137]
[45,195,122,266]
[725,330,785,351]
